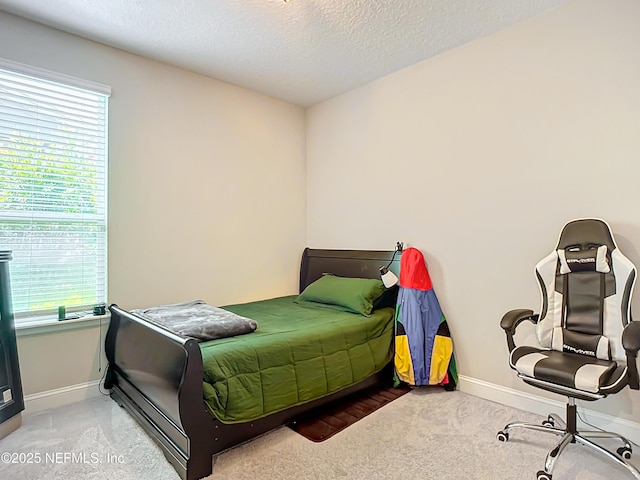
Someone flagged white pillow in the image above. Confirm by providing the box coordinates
[558,245,610,274]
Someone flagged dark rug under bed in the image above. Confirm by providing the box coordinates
[288,384,411,442]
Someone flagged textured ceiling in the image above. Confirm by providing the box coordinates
[0,0,569,106]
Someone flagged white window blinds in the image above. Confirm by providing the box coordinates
[0,61,110,320]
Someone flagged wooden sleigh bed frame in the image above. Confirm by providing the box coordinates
[104,248,401,480]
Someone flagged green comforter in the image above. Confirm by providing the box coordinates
[200,295,394,423]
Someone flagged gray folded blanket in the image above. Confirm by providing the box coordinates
[132,300,257,342]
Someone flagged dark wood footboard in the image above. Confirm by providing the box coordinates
[105,305,217,480]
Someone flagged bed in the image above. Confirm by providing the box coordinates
[104,248,401,480]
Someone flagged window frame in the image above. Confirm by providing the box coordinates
[0,58,111,326]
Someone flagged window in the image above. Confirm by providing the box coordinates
[0,60,110,323]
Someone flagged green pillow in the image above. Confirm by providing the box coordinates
[294,275,386,316]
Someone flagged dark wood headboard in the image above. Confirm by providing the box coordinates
[299,248,401,292]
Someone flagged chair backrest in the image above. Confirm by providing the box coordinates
[535,218,636,362]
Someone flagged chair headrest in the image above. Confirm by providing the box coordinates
[557,218,616,252]
[557,244,610,274]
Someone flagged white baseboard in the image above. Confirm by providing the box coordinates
[458,374,640,445]
[23,380,104,414]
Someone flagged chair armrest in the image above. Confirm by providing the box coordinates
[500,309,539,352]
[623,321,640,390]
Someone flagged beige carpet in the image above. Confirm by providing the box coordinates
[0,388,638,480]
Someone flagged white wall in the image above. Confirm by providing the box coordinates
[306,0,640,423]
[0,12,307,399]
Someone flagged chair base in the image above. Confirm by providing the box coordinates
[497,400,640,480]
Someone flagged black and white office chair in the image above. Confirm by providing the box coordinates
[497,218,640,480]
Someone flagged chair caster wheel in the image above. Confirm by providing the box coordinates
[536,470,552,480]
[497,431,509,442]
[617,447,633,460]
[542,415,555,428]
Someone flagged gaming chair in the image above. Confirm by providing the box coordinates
[497,218,640,480]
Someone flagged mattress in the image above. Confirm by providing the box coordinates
[200,295,394,423]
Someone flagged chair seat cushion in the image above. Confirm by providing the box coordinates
[510,347,621,394]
